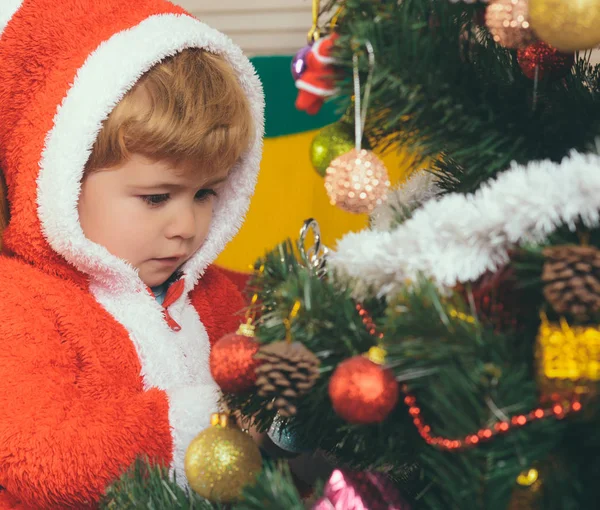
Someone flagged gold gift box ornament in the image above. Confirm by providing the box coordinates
[536,313,600,398]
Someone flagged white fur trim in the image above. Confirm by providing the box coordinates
[0,0,23,37]
[37,13,264,295]
[311,36,337,65]
[167,385,221,488]
[295,79,338,97]
[331,151,600,299]
[91,283,220,477]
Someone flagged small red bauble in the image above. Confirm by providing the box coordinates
[210,324,261,393]
[517,41,574,81]
[328,355,399,424]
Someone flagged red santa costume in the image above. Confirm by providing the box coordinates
[0,0,264,508]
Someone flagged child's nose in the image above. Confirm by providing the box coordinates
[167,206,196,240]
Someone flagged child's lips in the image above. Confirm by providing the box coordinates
[152,255,185,265]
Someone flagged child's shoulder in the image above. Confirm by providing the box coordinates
[0,254,71,339]
[193,265,247,295]
[0,253,53,293]
[0,254,83,310]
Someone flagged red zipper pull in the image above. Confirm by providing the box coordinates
[162,308,181,332]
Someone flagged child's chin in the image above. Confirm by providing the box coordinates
[140,272,172,288]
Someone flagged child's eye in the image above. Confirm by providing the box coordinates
[195,189,217,202]
[141,193,170,206]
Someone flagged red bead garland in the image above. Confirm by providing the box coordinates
[403,387,582,451]
[356,303,384,340]
[355,301,585,452]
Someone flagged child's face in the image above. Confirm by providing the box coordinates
[78,153,228,287]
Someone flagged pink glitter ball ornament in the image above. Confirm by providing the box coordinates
[324,148,390,214]
[312,469,411,510]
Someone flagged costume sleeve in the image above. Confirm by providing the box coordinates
[0,303,173,509]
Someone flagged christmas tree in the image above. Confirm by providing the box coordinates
[103,1,600,509]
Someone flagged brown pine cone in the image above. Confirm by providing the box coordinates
[542,245,600,322]
[255,341,320,417]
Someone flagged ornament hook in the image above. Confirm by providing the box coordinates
[307,0,321,43]
[299,218,329,278]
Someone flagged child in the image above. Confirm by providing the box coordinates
[0,0,264,508]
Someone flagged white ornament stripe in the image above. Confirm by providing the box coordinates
[330,151,600,298]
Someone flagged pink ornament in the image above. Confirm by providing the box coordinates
[324,148,390,214]
[485,0,535,49]
[312,469,411,510]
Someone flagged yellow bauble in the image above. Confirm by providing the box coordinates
[184,413,262,503]
[529,0,600,52]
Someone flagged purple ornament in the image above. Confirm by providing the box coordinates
[312,469,411,510]
[291,44,312,81]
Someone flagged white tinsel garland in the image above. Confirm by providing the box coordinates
[330,151,600,299]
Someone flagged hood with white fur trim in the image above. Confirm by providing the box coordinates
[0,0,264,294]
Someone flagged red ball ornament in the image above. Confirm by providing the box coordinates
[329,355,399,424]
[517,41,574,81]
[210,323,262,393]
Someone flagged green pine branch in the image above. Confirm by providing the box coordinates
[100,458,218,510]
[325,0,600,195]
[383,280,565,509]
[101,459,306,510]
[235,462,306,510]
[100,236,600,509]
[224,237,600,509]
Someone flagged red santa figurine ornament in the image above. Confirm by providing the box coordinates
[295,33,339,115]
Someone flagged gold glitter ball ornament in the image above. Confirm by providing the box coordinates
[184,413,262,502]
[325,148,390,214]
[529,0,600,52]
[485,0,536,49]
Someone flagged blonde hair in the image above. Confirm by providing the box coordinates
[86,48,253,174]
[0,48,253,248]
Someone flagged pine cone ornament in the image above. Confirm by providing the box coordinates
[542,245,600,322]
[255,341,320,417]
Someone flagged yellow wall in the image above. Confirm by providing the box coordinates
[217,129,419,272]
